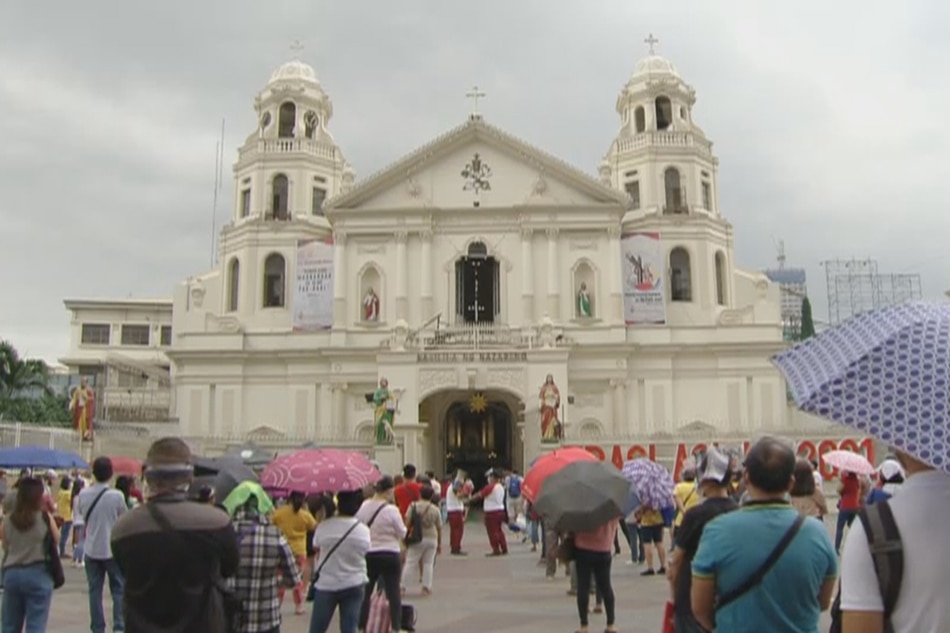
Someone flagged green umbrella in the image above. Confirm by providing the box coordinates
[221,481,274,517]
[533,460,629,533]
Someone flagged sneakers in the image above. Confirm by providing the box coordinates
[657,567,666,574]
[640,568,656,576]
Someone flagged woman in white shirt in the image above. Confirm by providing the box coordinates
[309,490,371,633]
[355,476,407,633]
[469,469,508,555]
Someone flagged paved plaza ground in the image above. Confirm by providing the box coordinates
[45,518,836,632]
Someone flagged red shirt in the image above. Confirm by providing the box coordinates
[394,481,421,516]
[839,473,861,510]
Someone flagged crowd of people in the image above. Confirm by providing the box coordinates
[0,434,947,633]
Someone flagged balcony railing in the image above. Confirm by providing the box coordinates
[616,130,712,157]
[238,138,338,161]
[408,321,538,350]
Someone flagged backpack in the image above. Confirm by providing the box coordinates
[404,502,424,546]
[829,500,903,633]
[508,476,522,499]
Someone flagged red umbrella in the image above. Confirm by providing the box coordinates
[260,449,381,495]
[522,447,597,503]
[110,456,143,477]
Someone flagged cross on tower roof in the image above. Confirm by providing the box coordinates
[644,33,659,55]
[290,40,304,58]
[466,85,486,119]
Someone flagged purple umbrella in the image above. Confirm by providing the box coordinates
[622,458,675,510]
[260,449,381,495]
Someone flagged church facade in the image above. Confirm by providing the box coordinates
[153,47,816,477]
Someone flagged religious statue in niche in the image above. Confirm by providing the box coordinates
[577,282,593,318]
[372,377,401,445]
[539,374,562,442]
[461,153,492,194]
[362,287,380,322]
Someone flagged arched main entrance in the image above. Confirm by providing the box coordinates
[421,389,523,490]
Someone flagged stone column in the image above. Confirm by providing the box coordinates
[395,230,408,320]
[607,225,623,321]
[420,229,433,319]
[317,383,332,440]
[521,227,534,324]
[332,230,347,326]
[546,228,560,319]
[333,383,348,438]
[611,379,628,437]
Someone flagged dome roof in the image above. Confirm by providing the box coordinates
[632,54,680,78]
[269,59,320,85]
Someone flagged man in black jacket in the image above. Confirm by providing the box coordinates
[111,437,239,633]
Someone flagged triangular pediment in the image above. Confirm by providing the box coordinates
[328,118,628,212]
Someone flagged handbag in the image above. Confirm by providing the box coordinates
[400,603,417,632]
[42,513,65,589]
[661,600,675,633]
[366,589,391,633]
[554,534,575,564]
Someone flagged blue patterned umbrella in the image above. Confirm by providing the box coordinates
[772,302,950,473]
[621,458,674,510]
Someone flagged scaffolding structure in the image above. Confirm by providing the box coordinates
[764,240,808,341]
[823,258,922,325]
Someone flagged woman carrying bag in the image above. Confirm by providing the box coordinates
[1,477,61,633]
[400,485,442,596]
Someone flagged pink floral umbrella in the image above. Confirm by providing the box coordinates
[260,449,381,495]
[821,449,875,475]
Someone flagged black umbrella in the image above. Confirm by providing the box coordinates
[190,456,258,502]
[224,442,275,468]
[533,460,629,533]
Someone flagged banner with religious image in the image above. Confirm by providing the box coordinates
[621,232,666,325]
[292,238,334,331]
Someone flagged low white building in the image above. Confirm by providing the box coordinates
[63,46,851,474]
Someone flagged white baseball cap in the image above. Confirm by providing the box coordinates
[698,447,731,485]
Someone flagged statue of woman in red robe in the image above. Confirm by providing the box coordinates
[69,378,95,441]
[539,374,561,442]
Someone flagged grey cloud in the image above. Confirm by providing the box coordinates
[1,0,948,362]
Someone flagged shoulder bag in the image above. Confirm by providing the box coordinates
[404,502,424,546]
[829,501,903,633]
[716,514,805,610]
[83,488,109,525]
[42,512,66,589]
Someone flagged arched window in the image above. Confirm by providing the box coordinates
[278,102,296,138]
[715,252,727,306]
[634,106,646,133]
[271,174,289,220]
[227,258,240,312]
[670,248,692,302]
[655,96,672,130]
[303,111,318,139]
[664,167,683,213]
[263,253,286,308]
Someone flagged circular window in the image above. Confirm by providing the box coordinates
[260,111,272,129]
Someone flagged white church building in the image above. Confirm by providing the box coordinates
[64,44,848,476]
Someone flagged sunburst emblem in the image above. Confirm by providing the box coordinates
[469,393,488,413]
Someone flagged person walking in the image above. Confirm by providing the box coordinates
[572,519,619,633]
[55,475,73,558]
[70,478,86,567]
[444,472,471,556]
[356,476,406,633]
[691,437,837,633]
[75,457,128,633]
[309,491,371,633]
[468,469,508,556]
[835,470,862,552]
[0,477,57,633]
[865,459,904,505]
[401,484,442,596]
[637,504,667,575]
[272,491,317,615]
[111,438,239,632]
[230,495,301,633]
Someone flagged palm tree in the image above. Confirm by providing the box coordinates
[0,340,51,398]
[800,297,816,341]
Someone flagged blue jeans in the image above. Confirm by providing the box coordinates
[58,521,73,558]
[72,525,85,563]
[1,563,53,633]
[528,519,540,546]
[835,509,857,552]
[309,585,363,633]
[626,523,645,562]
[85,557,124,633]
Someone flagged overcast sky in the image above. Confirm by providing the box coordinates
[2,1,949,363]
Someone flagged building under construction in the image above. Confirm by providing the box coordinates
[823,258,922,325]
[764,241,808,341]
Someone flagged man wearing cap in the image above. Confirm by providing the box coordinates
[111,438,239,633]
[666,447,738,633]
[76,457,128,633]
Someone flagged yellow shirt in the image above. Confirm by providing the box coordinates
[272,505,317,557]
[639,508,664,527]
[673,481,700,528]
[57,490,73,521]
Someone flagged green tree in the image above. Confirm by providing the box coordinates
[0,340,69,425]
[800,297,816,340]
